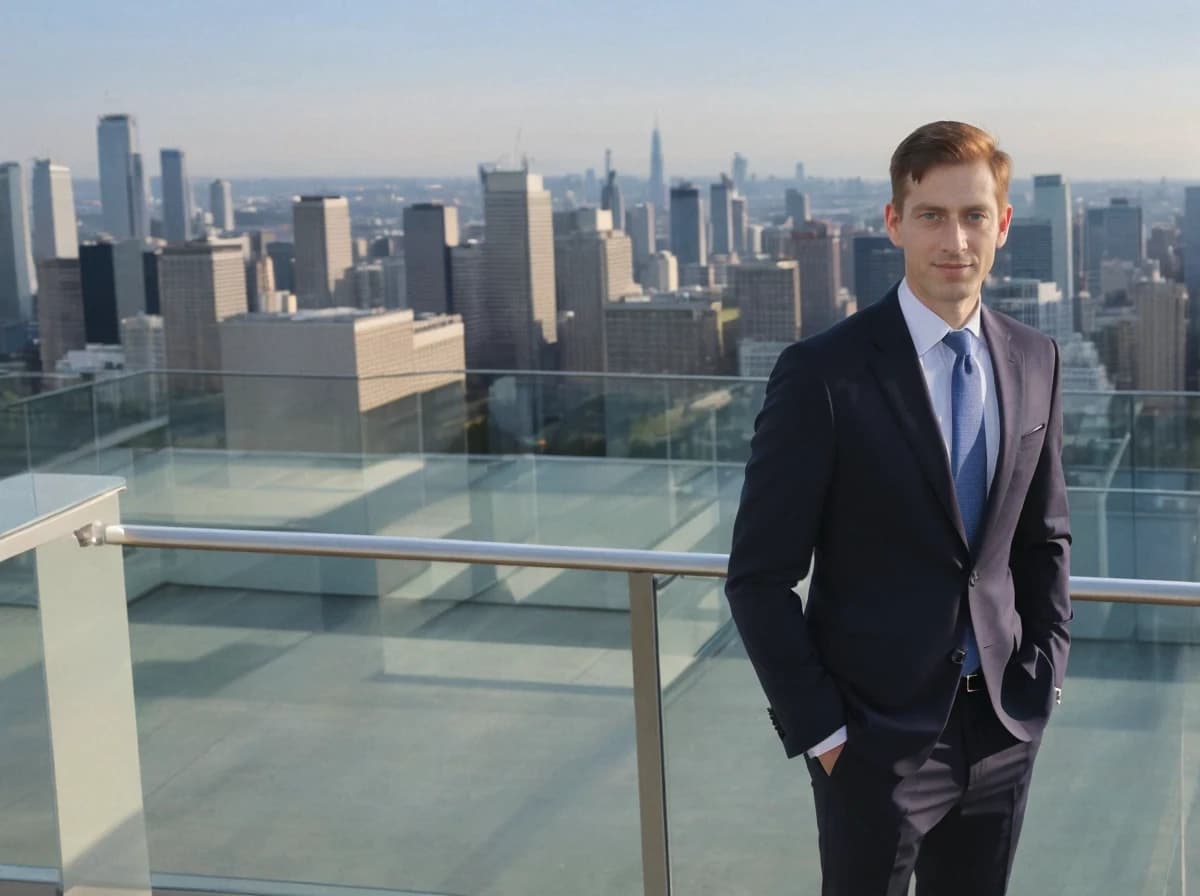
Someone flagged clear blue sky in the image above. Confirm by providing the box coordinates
[4,0,1198,180]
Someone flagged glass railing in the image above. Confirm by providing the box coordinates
[5,371,1200,596]
[5,498,1195,896]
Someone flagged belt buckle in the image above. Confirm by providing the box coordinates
[963,672,983,693]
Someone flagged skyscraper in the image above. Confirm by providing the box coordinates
[730,259,801,378]
[670,183,705,266]
[731,153,749,192]
[0,162,35,323]
[995,219,1053,283]
[554,208,637,372]
[31,159,78,262]
[159,240,248,393]
[643,251,678,293]
[649,122,666,210]
[625,203,655,285]
[600,161,625,234]
[160,149,194,244]
[97,114,148,239]
[1183,187,1200,319]
[36,258,85,371]
[78,241,121,344]
[403,202,459,314]
[731,196,747,257]
[450,241,486,368]
[732,260,802,343]
[710,175,735,258]
[1032,174,1073,301]
[785,189,811,227]
[1133,273,1187,391]
[852,235,904,306]
[293,195,353,309]
[791,222,841,337]
[481,168,557,370]
[1085,199,1143,297]
[210,179,234,232]
[266,241,295,293]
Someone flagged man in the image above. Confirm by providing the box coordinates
[725,121,1071,895]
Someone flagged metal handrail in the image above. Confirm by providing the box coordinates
[79,523,1200,606]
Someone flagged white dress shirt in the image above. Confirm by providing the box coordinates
[805,277,1000,760]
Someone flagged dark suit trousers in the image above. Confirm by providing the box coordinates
[805,684,1040,896]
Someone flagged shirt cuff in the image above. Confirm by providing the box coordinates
[805,726,848,758]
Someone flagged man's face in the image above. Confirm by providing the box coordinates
[884,161,1012,313]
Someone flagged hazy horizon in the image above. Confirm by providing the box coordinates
[5,0,1199,181]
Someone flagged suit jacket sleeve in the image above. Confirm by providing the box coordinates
[1011,340,1072,689]
[725,342,845,757]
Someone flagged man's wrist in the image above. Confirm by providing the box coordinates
[806,725,848,758]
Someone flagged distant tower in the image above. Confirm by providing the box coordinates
[293,195,353,308]
[97,114,148,239]
[403,202,459,314]
[0,162,35,322]
[210,179,234,232]
[731,153,749,192]
[649,120,666,209]
[710,175,735,257]
[160,149,194,244]
[670,183,706,266]
[1033,174,1074,302]
[31,159,78,262]
[481,166,557,370]
[601,149,626,234]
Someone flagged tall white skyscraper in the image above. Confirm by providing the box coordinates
[31,159,78,262]
[481,168,557,370]
[97,114,148,239]
[160,149,194,243]
[293,195,353,309]
[0,162,35,322]
[1033,174,1074,303]
[210,179,234,232]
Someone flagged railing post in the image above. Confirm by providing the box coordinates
[0,474,150,896]
[628,571,671,896]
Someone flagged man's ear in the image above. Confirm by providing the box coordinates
[885,202,902,248]
[995,203,1014,249]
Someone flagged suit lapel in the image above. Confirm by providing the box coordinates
[867,291,968,550]
[979,306,1021,549]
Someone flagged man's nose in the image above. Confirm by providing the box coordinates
[942,220,969,253]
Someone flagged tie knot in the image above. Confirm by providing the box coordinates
[942,329,974,358]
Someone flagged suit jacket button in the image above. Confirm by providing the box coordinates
[969,571,979,586]
[949,648,967,664]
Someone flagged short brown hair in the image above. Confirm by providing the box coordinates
[890,121,1012,213]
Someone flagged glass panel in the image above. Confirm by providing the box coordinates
[26,382,97,473]
[0,595,59,869]
[130,557,642,894]
[662,595,1199,895]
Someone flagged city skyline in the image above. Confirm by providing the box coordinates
[4,1,1198,180]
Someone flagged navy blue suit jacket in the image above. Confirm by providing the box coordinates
[725,286,1072,775]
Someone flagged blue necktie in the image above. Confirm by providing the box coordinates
[943,329,984,675]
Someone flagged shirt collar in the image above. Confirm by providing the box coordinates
[897,277,983,358]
